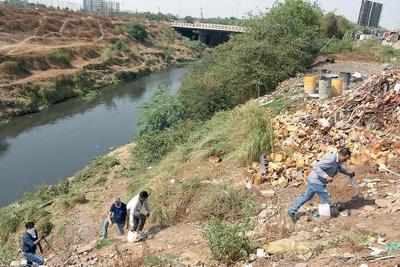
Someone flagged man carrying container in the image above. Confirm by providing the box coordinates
[288,148,358,223]
[127,191,150,242]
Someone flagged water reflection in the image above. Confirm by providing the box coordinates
[0,67,188,206]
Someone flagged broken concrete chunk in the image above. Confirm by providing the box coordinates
[264,238,317,255]
[375,199,391,208]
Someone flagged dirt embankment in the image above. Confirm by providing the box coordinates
[3,59,399,267]
[0,4,200,121]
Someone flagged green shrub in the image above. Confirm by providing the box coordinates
[0,61,30,76]
[96,239,112,249]
[36,217,54,237]
[196,186,256,221]
[127,23,148,41]
[189,102,273,164]
[138,89,185,135]
[0,246,14,266]
[101,47,114,62]
[134,120,195,165]
[48,49,72,66]
[112,39,130,53]
[70,193,89,205]
[150,177,202,225]
[205,219,252,263]
[77,156,120,181]
[0,210,20,242]
[320,13,355,39]
[321,38,353,54]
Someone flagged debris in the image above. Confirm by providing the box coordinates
[378,164,400,178]
[261,69,400,188]
[264,238,318,255]
[375,199,392,208]
[208,156,222,164]
[385,241,400,251]
[260,189,275,197]
[256,248,266,258]
[76,241,96,254]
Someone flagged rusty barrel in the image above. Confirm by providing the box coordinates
[331,79,344,97]
[304,74,318,94]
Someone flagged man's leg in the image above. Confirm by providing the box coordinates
[116,223,125,235]
[315,184,331,205]
[24,253,44,266]
[100,219,110,239]
[132,215,139,232]
[137,214,147,232]
[288,183,317,215]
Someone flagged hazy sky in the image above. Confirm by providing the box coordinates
[116,0,399,29]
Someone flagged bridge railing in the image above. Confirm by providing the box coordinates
[170,22,247,33]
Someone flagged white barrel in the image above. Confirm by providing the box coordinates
[319,77,331,100]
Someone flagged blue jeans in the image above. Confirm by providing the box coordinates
[24,252,44,266]
[288,182,331,214]
[100,219,124,239]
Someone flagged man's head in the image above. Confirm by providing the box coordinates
[338,148,352,163]
[115,197,122,207]
[25,221,35,230]
[139,191,149,201]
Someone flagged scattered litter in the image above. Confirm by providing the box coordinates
[385,241,400,251]
[256,248,266,258]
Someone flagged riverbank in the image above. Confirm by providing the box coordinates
[0,67,189,207]
[0,4,202,122]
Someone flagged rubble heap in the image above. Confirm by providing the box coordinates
[265,70,400,188]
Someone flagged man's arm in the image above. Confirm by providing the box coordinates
[338,165,358,189]
[338,164,354,177]
[109,205,114,223]
[144,200,150,217]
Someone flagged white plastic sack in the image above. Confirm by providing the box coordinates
[127,231,136,243]
[394,83,400,94]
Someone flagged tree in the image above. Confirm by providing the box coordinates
[179,0,323,120]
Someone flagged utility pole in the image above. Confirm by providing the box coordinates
[200,7,204,20]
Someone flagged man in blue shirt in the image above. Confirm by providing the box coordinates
[100,197,127,239]
[21,221,44,266]
[288,148,357,222]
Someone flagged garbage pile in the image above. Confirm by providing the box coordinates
[321,70,400,131]
[263,69,400,188]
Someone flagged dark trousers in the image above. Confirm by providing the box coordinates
[132,214,146,232]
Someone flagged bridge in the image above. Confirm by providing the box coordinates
[170,22,248,46]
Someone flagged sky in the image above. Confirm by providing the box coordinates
[31,0,400,30]
[115,0,399,30]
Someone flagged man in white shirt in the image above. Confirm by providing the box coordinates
[127,191,150,241]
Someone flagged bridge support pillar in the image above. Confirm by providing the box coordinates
[199,31,208,44]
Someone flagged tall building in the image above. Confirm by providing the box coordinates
[82,0,120,15]
[357,0,383,28]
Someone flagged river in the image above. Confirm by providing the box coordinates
[0,67,189,207]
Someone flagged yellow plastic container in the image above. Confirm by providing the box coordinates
[331,79,343,97]
[304,75,318,94]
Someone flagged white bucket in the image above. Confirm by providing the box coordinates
[318,204,331,217]
[127,231,136,243]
